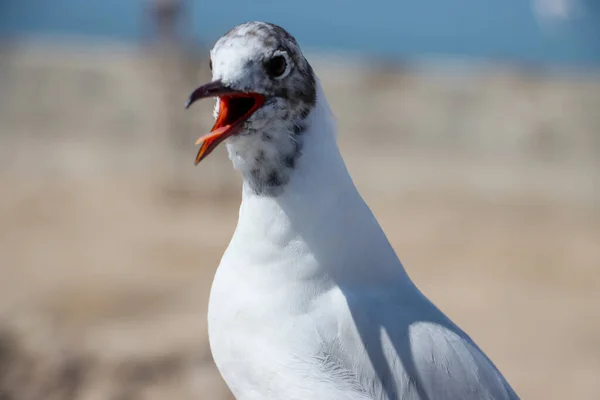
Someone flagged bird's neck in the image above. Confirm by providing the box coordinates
[225,83,410,286]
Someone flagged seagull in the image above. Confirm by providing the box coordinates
[185,21,520,400]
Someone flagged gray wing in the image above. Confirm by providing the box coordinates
[334,290,520,400]
[405,321,519,400]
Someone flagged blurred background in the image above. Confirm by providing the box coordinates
[0,1,599,399]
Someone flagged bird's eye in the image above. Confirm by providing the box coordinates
[265,55,287,78]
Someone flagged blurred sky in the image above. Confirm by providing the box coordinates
[0,0,598,67]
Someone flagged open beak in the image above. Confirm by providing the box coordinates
[185,80,266,165]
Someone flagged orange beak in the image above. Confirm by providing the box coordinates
[185,81,266,165]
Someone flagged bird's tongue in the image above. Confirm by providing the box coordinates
[194,98,237,164]
[195,99,234,144]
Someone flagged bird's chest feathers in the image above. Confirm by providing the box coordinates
[208,265,340,398]
[208,249,327,338]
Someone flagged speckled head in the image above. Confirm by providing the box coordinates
[186,21,317,196]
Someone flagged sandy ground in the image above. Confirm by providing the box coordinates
[0,175,598,400]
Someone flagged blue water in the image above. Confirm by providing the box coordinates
[1,0,599,67]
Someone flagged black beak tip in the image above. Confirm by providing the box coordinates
[185,81,229,110]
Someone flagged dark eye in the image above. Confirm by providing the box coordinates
[265,55,287,78]
[209,58,213,71]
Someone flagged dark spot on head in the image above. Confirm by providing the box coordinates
[293,138,303,157]
[266,170,281,187]
[244,59,255,70]
[262,37,277,49]
[296,64,317,106]
[255,149,265,164]
[298,106,311,120]
[282,154,295,169]
[276,87,289,99]
[262,132,272,141]
[304,85,317,105]
[293,123,305,135]
[245,30,260,39]
[282,139,302,169]
[264,22,298,46]
[251,168,261,181]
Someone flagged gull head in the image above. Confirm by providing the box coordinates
[185,21,317,190]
